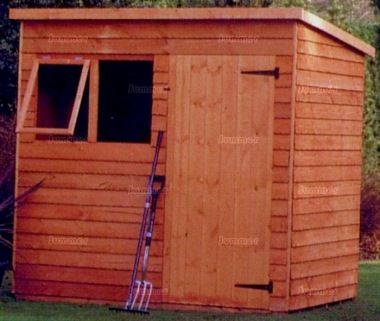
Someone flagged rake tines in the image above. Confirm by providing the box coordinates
[130,280,153,312]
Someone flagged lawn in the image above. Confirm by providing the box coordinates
[0,262,379,321]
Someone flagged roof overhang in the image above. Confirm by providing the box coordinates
[9,7,375,57]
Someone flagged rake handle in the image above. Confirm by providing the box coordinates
[125,131,164,310]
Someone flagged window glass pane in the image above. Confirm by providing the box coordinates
[36,64,89,141]
[98,60,153,143]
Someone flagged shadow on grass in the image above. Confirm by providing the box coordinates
[1,262,379,321]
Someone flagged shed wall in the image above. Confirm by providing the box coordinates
[15,54,168,304]
[289,23,364,310]
[15,19,295,310]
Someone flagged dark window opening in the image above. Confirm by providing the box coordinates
[36,64,89,141]
[98,60,153,143]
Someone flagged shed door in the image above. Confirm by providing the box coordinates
[164,55,274,309]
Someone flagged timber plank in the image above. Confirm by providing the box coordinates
[251,54,274,308]
[292,225,359,247]
[295,102,363,121]
[22,38,294,56]
[18,172,152,191]
[16,233,163,256]
[16,264,163,288]
[298,40,363,62]
[275,74,292,88]
[153,100,168,116]
[18,142,166,162]
[298,24,343,47]
[161,55,175,299]
[291,239,359,263]
[167,55,195,302]
[273,151,290,167]
[272,183,289,200]
[293,165,362,182]
[294,151,362,166]
[271,232,288,250]
[274,119,291,134]
[290,269,357,296]
[297,70,363,92]
[152,115,167,131]
[17,203,165,224]
[184,55,207,300]
[14,279,162,303]
[276,55,293,74]
[272,281,287,298]
[295,119,363,136]
[269,297,288,311]
[153,72,169,84]
[293,210,360,231]
[273,167,289,183]
[154,55,169,72]
[297,54,363,77]
[295,135,362,151]
[163,55,179,300]
[15,249,163,272]
[199,56,222,300]
[271,217,288,232]
[19,158,165,176]
[270,249,287,265]
[216,55,239,305]
[289,284,357,311]
[16,218,164,240]
[290,255,359,279]
[296,89,364,106]
[294,181,361,198]
[237,55,273,309]
[17,187,151,208]
[293,195,360,215]
[167,55,191,301]
[275,88,292,103]
[152,90,169,102]
[272,200,289,216]
[274,103,291,119]
[233,55,254,306]
[21,54,154,73]
[269,265,288,281]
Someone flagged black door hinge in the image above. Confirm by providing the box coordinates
[235,281,273,294]
[241,68,279,79]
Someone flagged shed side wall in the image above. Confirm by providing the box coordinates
[290,23,364,311]
[15,20,171,304]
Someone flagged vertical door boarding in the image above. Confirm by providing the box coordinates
[164,55,275,309]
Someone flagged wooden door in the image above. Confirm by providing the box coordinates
[163,55,274,309]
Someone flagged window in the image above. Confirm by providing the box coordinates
[17,59,90,137]
[97,60,153,143]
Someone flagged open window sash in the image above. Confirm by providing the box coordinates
[16,59,90,135]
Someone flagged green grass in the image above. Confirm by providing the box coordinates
[0,262,379,321]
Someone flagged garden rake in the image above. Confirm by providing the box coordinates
[110,131,165,314]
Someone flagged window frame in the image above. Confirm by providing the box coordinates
[16,58,90,135]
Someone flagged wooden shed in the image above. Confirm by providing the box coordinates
[10,8,375,312]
